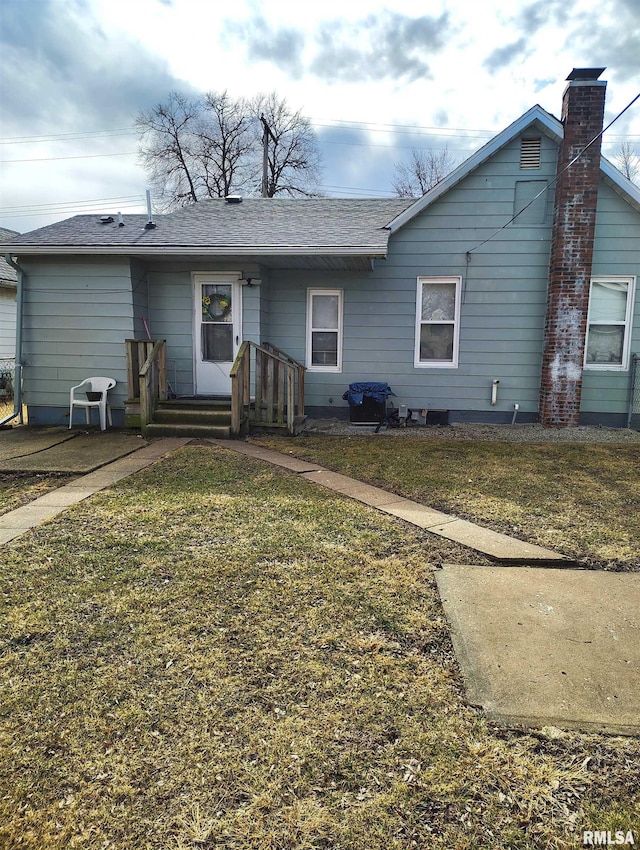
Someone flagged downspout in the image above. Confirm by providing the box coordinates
[1,254,24,426]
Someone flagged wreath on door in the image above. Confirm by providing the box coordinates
[202,293,232,321]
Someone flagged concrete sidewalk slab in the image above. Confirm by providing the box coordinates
[435,565,640,735]
[0,503,65,529]
[35,486,99,506]
[0,432,147,473]
[381,499,457,529]
[430,519,570,565]
[0,427,74,460]
[301,470,404,507]
[207,438,324,473]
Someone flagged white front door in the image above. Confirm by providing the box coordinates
[193,273,242,395]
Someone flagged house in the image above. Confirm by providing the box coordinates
[1,69,639,433]
[0,228,19,412]
[0,228,18,361]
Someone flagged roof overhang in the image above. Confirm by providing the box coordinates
[1,246,384,272]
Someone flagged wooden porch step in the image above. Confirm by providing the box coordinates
[153,406,232,427]
[147,397,236,438]
[144,422,232,439]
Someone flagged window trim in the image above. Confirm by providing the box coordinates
[584,275,636,371]
[306,288,343,373]
[414,276,461,369]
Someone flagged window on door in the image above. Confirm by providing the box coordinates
[584,276,636,370]
[306,289,343,372]
[414,276,461,368]
[201,283,233,362]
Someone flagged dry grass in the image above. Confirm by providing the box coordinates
[0,471,76,516]
[1,445,638,849]
[250,435,640,570]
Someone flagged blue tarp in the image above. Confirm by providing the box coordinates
[342,382,396,406]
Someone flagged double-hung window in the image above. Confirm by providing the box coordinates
[414,276,461,368]
[306,289,343,372]
[584,276,636,370]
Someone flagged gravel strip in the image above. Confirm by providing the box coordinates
[302,419,640,443]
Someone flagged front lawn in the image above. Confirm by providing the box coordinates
[250,435,640,570]
[1,444,638,849]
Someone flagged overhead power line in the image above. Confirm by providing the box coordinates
[1,151,136,164]
[1,194,144,214]
[0,129,138,144]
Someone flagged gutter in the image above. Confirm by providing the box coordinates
[0,254,24,427]
[0,245,391,258]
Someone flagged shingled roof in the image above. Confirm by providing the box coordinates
[0,227,19,288]
[0,198,413,270]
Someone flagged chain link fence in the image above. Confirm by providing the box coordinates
[628,353,640,430]
[0,358,16,422]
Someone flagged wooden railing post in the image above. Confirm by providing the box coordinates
[287,369,295,433]
[297,365,305,417]
[255,348,263,424]
[138,340,166,436]
[229,340,306,437]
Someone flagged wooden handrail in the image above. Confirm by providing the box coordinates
[230,341,305,436]
[133,339,167,435]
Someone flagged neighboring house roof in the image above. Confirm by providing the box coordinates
[387,105,640,232]
[0,227,19,289]
[0,199,412,271]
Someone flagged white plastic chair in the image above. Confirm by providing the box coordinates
[69,377,116,430]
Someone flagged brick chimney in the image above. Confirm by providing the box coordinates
[538,68,607,427]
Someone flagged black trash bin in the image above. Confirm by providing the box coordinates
[342,382,396,425]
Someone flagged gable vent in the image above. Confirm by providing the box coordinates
[520,137,542,169]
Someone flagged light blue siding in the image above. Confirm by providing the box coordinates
[0,287,16,360]
[21,257,134,424]
[265,134,558,418]
[131,259,150,340]
[146,268,194,396]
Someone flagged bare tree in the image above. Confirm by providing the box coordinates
[251,92,323,197]
[393,147,456,198]
[614,140,640,184]
[136,90,323,208]
[135,92,202,207]
[197,91,256,198]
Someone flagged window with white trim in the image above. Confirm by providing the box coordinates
[584,276,636,370]
[415,276,461,368]
[306,289,343,372]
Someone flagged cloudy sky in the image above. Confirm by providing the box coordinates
[1,0,639,234]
